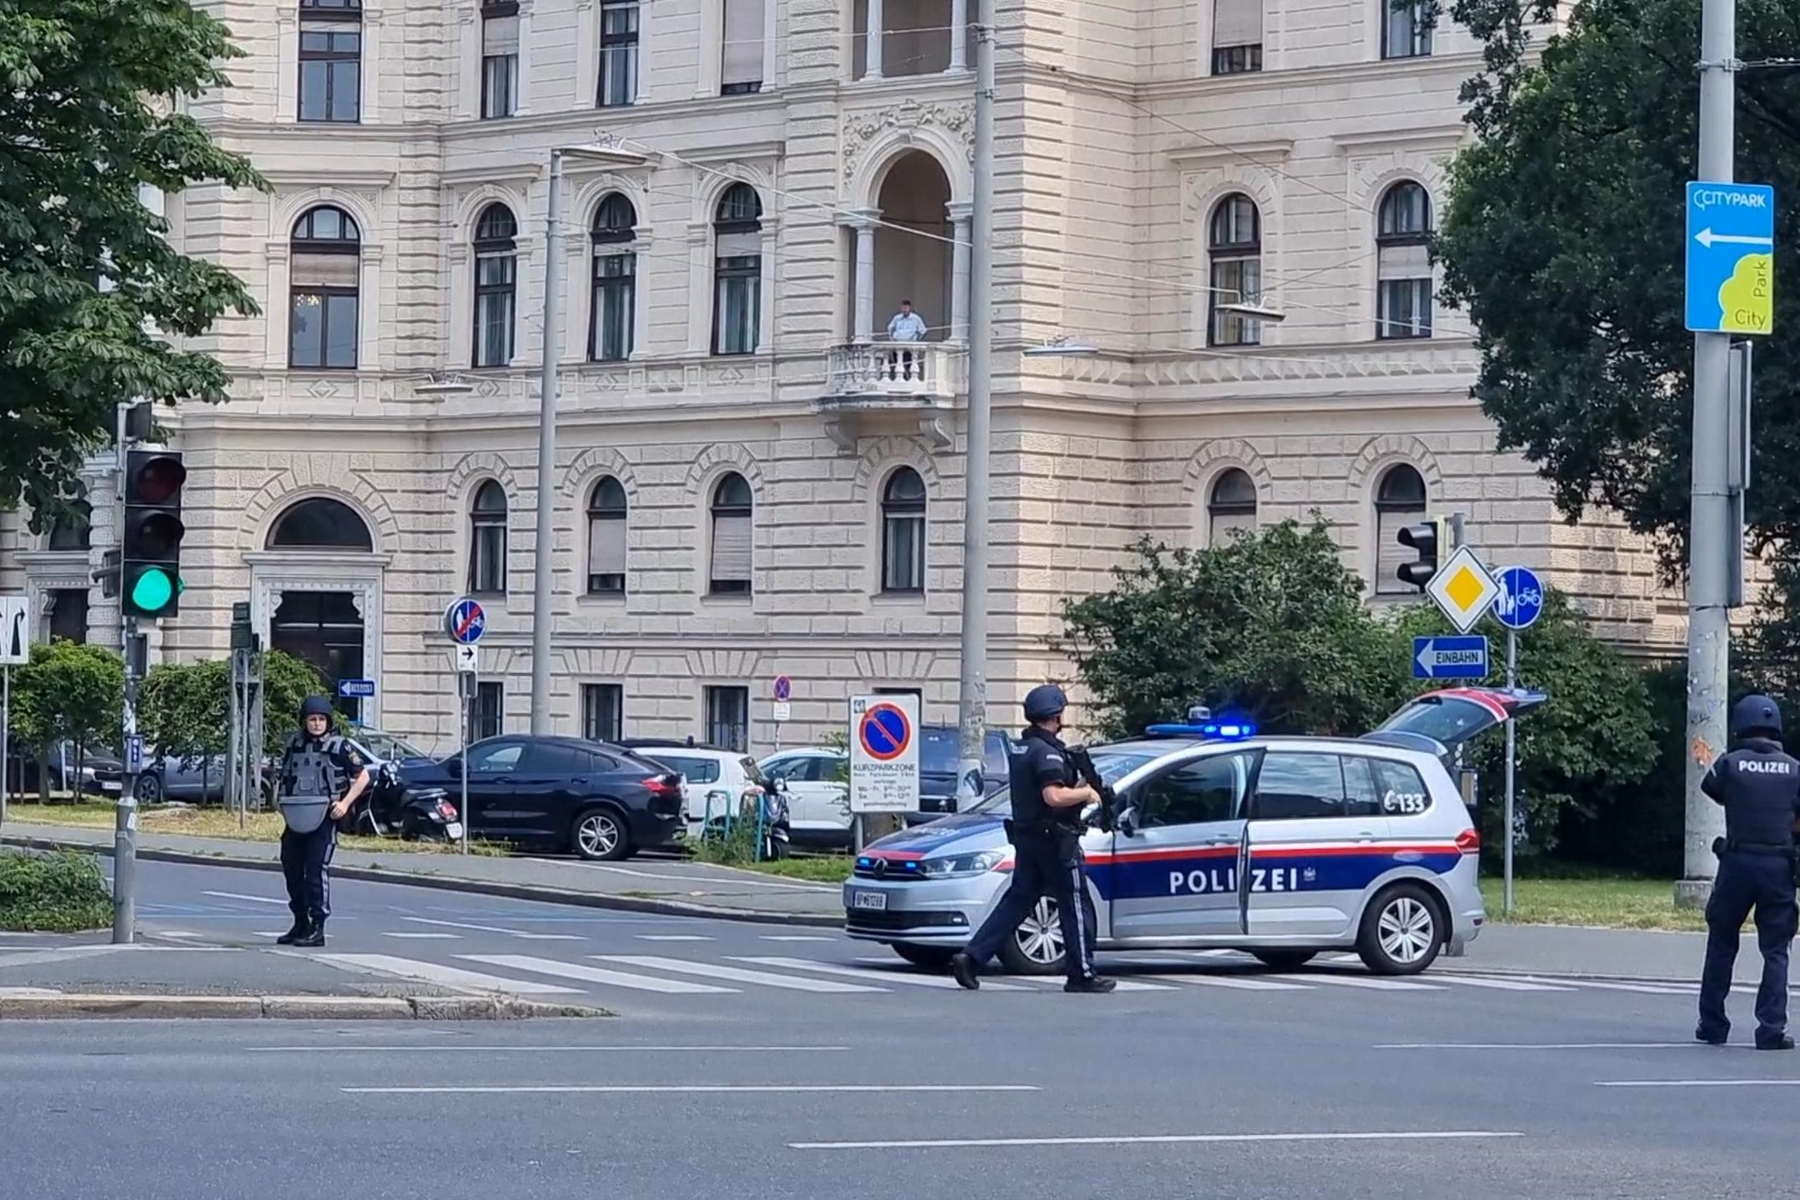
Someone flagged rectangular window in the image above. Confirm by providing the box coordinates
[1250,753,1347,822]
[1212,0,1263,73]
[1138,753,1254,829]
[720,0,764,94]
[582,683,625,743]
[1376,278,1433,340]
[474,681,504,742]
[882,510,924,593]
[1208,257,1262,347]
[1370,757,1433,817]
[289,249,360,369]
[712,256,761,355]
[587,508,626,593]
[705,686,750,752]
[474,253,516,367]
[481,2,521,119]
[591,253,635,361]
[298,0,362,124]
[710,509,752,594]
[47,589,88,645]
[1383,0,1432,59]
[598,0,639,107]
[470,522,506,594]
[1211,44,1262,74]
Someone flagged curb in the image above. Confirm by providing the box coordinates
[0,993,612,1020]
[1,833,846,929]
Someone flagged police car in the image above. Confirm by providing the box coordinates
[843,687,1542,977]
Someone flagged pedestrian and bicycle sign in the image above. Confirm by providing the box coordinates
[1425,546,1501,633]
[1492,565,1545,631]
[848,693,920,814]
[1685,181,1775,335]
[443,597,486,645]
[1413,636,1489,680]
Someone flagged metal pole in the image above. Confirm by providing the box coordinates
[953,1,995,813]
[529,150,566,736]
[461,672,473,855]
[111,402,136,944]
[1679,0,1736,908]
[1,665,10,831]
[1504,628,1517,915]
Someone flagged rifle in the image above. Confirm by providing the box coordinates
[1064,745,1116,832]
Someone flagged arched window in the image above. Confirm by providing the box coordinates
[469,480,508,594]
[1383,0,1432,59]
[586,476,628,595]
[1374,464,1428,596]
[298,0,362,123]
[268,497,374,551]
[46,501,92,552]
[1376,181,1433,340]
[880,467,927,593]
[590,194,636,362]
[289,205,361,370]
[1207,468,1257,543]
[712,184,763,356]
[709,472,753,595]
[472,203,518,368]
[1207,193,1262,348]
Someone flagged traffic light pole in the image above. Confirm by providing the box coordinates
[112,404,137,945]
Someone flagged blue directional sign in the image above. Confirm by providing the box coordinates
[1413,635,1489,680]
[1492,566,1545,631]
[336,678,376,699]
[1685,181,1775,335]
[444,597,486,645]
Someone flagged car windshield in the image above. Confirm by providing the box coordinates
[656,755,721,784]
[964,749,1161,815]
[1375,696,1497,749]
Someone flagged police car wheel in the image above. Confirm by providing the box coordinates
[892,944,957,969]
[996,895,1098,976]
[1356,884,1444,976]
[572,807,632,861]
[1250,950,1317,971]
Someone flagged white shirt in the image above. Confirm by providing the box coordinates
[886,311,927,342]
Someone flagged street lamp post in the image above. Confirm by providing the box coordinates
[528,143,649,735]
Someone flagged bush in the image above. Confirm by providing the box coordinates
[0,849,114,932]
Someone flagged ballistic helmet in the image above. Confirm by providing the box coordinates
[1731,694,1783,740]
[1023,684,1068,723]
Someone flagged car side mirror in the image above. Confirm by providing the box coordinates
[1116,805,1141,838]
[444,758,462,778]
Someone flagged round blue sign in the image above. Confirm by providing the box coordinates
[773,675,792,702]
[858,703,911,762]
[445,597,487,645]
[1493,566,1545,630]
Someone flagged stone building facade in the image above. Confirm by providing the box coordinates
[0,0,1680,756]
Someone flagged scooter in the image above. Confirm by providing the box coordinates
[699,779,792,861]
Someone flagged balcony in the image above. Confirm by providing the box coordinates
[819,341,964,452]
[852,0,969,79]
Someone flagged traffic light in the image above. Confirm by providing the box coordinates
[121,449,187,618]
[1396,517,1446,592]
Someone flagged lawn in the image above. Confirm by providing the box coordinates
[736,856,853,885]
[1480,876,1706,933]
[1,799,505,855]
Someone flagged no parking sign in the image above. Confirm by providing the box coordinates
[848,694,919,814]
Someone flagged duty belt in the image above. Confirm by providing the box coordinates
[1725,838,1795,857]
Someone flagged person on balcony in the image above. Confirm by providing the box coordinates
[885,300,928,381]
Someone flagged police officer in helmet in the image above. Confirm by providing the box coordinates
[950,685,1116,993]
[274,695,371,947]
[1696,694,1800,1050]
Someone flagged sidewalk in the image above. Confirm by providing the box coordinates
[0,821,1745,983]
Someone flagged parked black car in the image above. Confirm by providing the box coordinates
[918,726,1012,815]
[4,741,123,800]
[395,735,685,860]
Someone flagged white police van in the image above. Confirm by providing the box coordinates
[843,688,1540,976]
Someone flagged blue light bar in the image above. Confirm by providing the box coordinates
[1143,720,1259,740]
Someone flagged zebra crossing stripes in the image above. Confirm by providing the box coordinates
[735,957,1031,991]
[315,953,586,995]
[596,956,887,994]
[460,955,736,995]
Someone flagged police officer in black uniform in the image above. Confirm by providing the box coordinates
[950,685,1115,993]
[274,696,370,947]
[1696,694,1800,1050]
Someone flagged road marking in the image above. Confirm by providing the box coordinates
[635,935,714,942]
[384,932,461,940]
[461,954,737,995]
[789,1129,1524,1151]
[568,862,834,891]
[250,1045,851,1054]
[596,955,884,993]
[1380,1042,1727,1051]
[734,956,1028,991]
[314,953,584,995]
[202,891,287,906]
[761,935,837,942]
[1512,978,1690,996]
[254,932,291,939]
[0,946,131,969]
[347,1084,1040,1095]
[1431,975,1576,993]
[1264,974,1442,991]
[1596,1079,1800,1089]
[156,931,204,940]
[403,917,581,941]
[1142,974,1310,991]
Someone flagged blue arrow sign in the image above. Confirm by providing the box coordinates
[336,678,376,699]
[445,597,486,645]
[1492,566,1545,631]
[1685,181,1775,335]
[1413,636,1489,680]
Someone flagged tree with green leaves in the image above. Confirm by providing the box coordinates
[10,640,123,801]
[0,0,262,526]
[138,652,325,802]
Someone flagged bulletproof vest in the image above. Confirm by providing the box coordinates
[283,734,347,799]
[1717,739,1800,850]
[1008,728,1069,827]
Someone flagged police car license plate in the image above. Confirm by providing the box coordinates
[852,890,887,911]
[445,822,464,840]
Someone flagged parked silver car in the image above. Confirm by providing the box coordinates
[843,687,1540,977]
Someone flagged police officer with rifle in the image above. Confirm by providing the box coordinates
[1696,694,1800,1050]
[950,685,1116,993]
[273,696,371,947]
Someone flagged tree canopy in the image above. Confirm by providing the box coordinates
[0,0,261,524]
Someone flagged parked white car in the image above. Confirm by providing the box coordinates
[759,748,853,848]
[621,741,769,838]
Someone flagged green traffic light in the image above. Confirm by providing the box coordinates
[130,568,175,613]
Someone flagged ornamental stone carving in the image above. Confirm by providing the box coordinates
[841,99,975,185]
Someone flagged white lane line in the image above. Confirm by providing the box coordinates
[403,917,581,941]
[596,955,885,993]
[0,946,131,968]
[1142,974,1311,992]
[1379,1042,1725,1051]
[251,1045,850,1054]
[461,954,737,995]
[347,1084,1040,1095]
[1431,975,1576,993]
[634,935,715,942]
[570,863,835,892]
[790,1130,1524,1151]
[734,956,1028,991]
[761,935,838,942]
[384,932,461,940]
[314,953,584,995]
[1596,1079,1800,1088]
[1545,979,1694,996]
[1264,974,1442,991]
[202,891,287,906]
[254,932,291,939]
[157,931,204,940]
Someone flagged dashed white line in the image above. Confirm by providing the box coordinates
[383,932,461,940]
[202,891,287,906]
[349,1084,1040,1095]
[403,917,581,941]
[634,935,715,942]
[790,1130,1524,1151]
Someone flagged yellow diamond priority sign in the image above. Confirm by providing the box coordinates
[1425,545,1500,633]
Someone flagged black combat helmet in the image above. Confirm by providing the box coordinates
[1731,694,1783,741]
[1023,684,1068,723]
[299,695,335,728]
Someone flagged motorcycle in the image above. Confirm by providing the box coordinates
[699,778,792,861]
